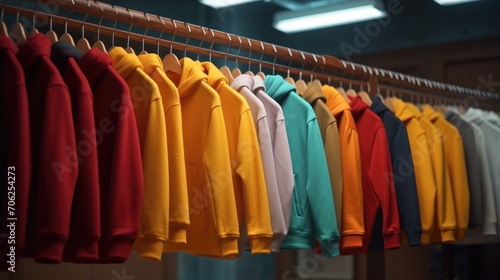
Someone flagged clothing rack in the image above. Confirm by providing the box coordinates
[2,0,499,110]
[1,2,499,279]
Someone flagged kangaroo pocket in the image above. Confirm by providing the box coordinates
[185,163,208,232]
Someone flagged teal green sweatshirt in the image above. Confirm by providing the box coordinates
[264,75,339,257]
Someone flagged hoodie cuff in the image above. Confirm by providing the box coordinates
[441,229,456,243]
[218,237,239,258]
[318,238,340,258]
[383,232,401,250]
[34,234,66,263]
[168,225,188,244]
[249,236,272,254]
[133,237,166,261]
[341,234,363,250]
[406,231,422,246]
[106,238,134,263]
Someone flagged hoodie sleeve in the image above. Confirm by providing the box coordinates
[371,128,400,249]
[133,95,170,261]
[204,105,240,256]
[393,126,422,245]
[306,119,339,257]
[411,133,437,244]
[447,134,470,241]
[325,121,343,231]
[236,110,273,254]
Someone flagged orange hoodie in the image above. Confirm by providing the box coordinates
[406,103,456,243]
[423,105,470,241]
[109,47,170,261]
[164,58,239,258]
[322,85,364,253]
[393,99,436,244]
[201,62,273,255]
[138,54,190,245]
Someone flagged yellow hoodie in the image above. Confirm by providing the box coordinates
[201,62,272,255]
[109,47,170,261]
[406,103,456,243]
[393,99,436,244]
[164,58,240,258]
[138,54,190,244]
[322,85,364,253]
[423,105,470,241]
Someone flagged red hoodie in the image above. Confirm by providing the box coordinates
[349,96,400,253]
[0,35,31,269]
[51,41,101,263]
[78,49,143,263]
[17,33,77,263]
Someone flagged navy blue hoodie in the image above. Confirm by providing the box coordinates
[370,96,422,247]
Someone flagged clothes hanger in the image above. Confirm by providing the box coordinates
[45,9,58,44]
[256,41,266,80]
[124,8,135,54]
[139,12,150,55]
[219,33,234,83]
[163,19,182,75]
[59,0,75,46]
[245,38,254,76]
[195,26,206,62]
[284,48,295,85]
[336,82,350,103]
[27,11,39,36]
[91,0,107,52]
[0,1,8,38]
[384,89,396,113]
[155,15,166,56]
[356,66,372,106]
[294,51,307,95]
[9,1,27,45]
[311,55,325,88]
[231,36,242,78]
[76,0,91,52]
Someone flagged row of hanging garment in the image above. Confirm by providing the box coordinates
[2,24,500,267]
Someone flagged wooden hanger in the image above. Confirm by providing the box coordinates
[219,33,234,82]
[0,4,8,38]
[9,10,26,45]
[163,19,183,75]
[285,69,295,86]
[295,77,307,95]
[123,8,135,54]
[336,86,350,104]
[59,2,75,46]
[358,91,372,106]
[230,36,244,79]
[384,90,396,113]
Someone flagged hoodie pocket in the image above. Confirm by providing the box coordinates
[292,173,304,217]
[186,163,207,231]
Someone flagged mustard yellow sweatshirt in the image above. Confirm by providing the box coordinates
[406,103,456,243]
[138,54,190,244]
[201,62,273,255]
[109,47,170,261]
[164,58,240,258]
[423,105,470,241]
[393,99,436,244]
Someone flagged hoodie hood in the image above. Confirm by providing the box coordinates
[484,111,500,127]
[422,104,441,122]
[109,47,143,81]
[370,96,389,115]
[405,102,424,120]
[231,73,254,93]
[264,75,296,103]
[166,57,207,98]
[138,53,163,76]
[17,33,51,73]
[465,107,486,125]
[252,75,265,93]
[303,82,326,106]
[348,95,369,119]
[321,85,351,117]
[201,61,228,92]
[393,98,418,122]
[51,40,84,71]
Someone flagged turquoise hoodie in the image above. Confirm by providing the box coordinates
[264,75,339,257]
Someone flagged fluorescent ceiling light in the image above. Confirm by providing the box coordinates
[199,0,259,9]
[273,0,386,34]
[434,0,480,6]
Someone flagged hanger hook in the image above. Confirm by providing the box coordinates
[197,27,207,61]
[111,4,118,47]
[170,19,178,54]
[247,38,252,72]
[259,41,265,73]
[16,0,23,23]
[126,8,134,48]
[157,16,166,55]
[272,44,278,75]
[141,12,150,52]
[95,1,104,42]
[234,36,242,69]
[80,0,91,39]
[32,0,38,31]
[311,54,318,81]
[224,33,232,66]
[299,51,306,80]
[208,28,215,62]
[184,23,192,58]
[287,48,293,78]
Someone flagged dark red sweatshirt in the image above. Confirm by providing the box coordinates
[17,33,77,263]
[0,35,31,268]
[349,96,400,253]
[77,48,143,263]
[51,41,101,263]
